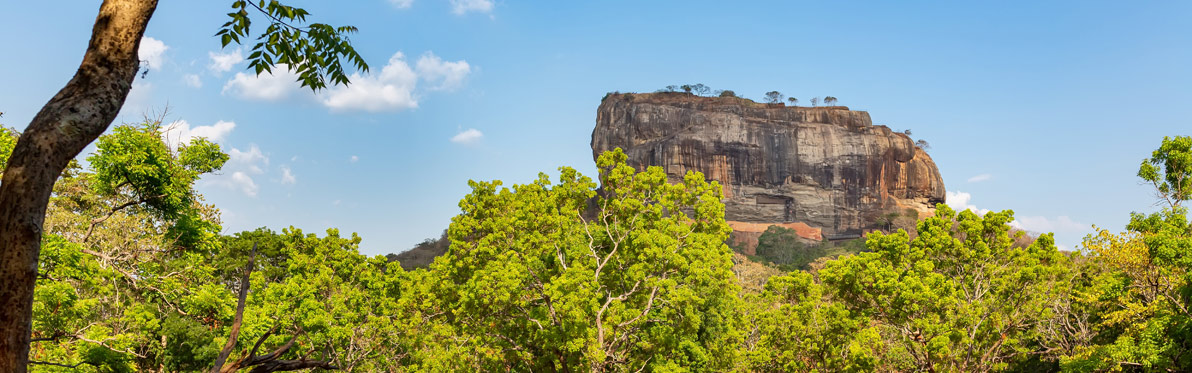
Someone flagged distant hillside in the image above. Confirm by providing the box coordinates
[386,231,448,270]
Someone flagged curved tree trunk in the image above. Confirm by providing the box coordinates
[0,0,157,371]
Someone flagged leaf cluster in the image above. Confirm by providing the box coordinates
[217,0,369,91]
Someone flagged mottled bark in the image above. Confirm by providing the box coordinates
[0,0,158,371]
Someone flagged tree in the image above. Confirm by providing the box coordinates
[0,1,369,370]
[786,97,798,106]
[30,120,230,371]
[717,89,738,98]
[681,84,694,94]
[1138,135,1192,207]
[427,149,743,370]
[1056,137,1192,370]
[824,96,838,106]
[915,139,931,151]
[820,206,1069,371]
[1061,213,1192,370]
[753,226,826,271]
[210,229,412,372]
[28,124,414,370]
[690,83,710,96]
[739,272,881,371]
[764,91,784,104]
[810,97,820,107]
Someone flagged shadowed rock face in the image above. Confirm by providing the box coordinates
[591,92,946,242]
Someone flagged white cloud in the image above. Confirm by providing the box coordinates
[183,74,203,88]
[222,66,302,101]
[450,0,493,15]
[280,166,296,185]
[209,143,270,197]
[389,0,414,8]
[161,119,236,146]
[945,191,990,216]
[416,52,471,91]
[1010,216,1088,234]
[228,144,269,173]
[228,171,259,196]
[139,37,168,70]
[222,51,472,113]
[320,52,419,112]
[350,155,359,163]
[450,128,484,144]
[209,48,244,73]
[967,173,992,183]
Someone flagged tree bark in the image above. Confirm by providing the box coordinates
[0,0,157,371]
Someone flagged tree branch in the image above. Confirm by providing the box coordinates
[211,242,257,373]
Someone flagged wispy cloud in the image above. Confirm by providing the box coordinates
[139,37,169,70]
[416,52,471,91]
[183,74,202,88]
[207,143,270,197]
[222,66,303,101]
[449,0,493,15]
[450,128,484,144]
[967,173,992,183]
[209,47,244,73]
[221,51,472,114]
[161,119,236,147]
[1010,216,1088,235]
[280,165,296,185]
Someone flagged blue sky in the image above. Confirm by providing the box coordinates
[2,1,1190,254]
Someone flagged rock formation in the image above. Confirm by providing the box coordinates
[591,92,946,252]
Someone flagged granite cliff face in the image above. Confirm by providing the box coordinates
[591,92,946,249]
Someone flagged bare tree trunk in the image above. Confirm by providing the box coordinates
[0,1,157,371]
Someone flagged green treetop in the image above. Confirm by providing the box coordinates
[426,148,743,371]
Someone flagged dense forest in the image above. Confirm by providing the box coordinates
[0,2,1188,372]
[5,120,1190,371]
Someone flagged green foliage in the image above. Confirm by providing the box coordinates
[0,126,17,173]
[87,121,227,250]
[820,205,1070,371]
[1138,135,1192,207]
[1056,154,1192,370]
[217,0,370,90]
[31,124,1192,372]
[31,122,232,371]
[764,91,783,104]
[754,226,826,271]
[89,122,228,221]
[426,148,742,371]
[224,228,413,371]
[740,271,882,371]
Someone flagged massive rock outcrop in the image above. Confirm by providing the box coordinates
[591,92,945,250]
